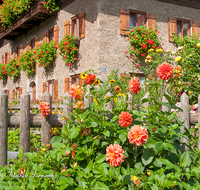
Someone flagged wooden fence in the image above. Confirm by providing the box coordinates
[0,90,199,166]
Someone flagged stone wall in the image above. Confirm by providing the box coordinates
[0,0,199,100]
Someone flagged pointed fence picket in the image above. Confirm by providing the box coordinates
[0,90,199,166]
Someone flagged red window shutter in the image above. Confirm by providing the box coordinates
[19,87,22,98]
[12,89,15,99]
[64,20,70,36]
[64,78,69,93]
[120,9,130,36]
[54,80,58,99]
[35,36,39,47]
[13,49,15,59]
[33,84,36,104]
[54,26,59,44]
[168,17,177,42]
[79,75,84,87]
[79,12,85,39]
[26,41,29,50]
[7,51,10,64]
[192,22,199,39]
[43,82,46,94]
[148,14,156,29]
[43,32,47,43]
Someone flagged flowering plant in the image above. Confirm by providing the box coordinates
[40,101,51,117]
[0,64,7,80]
[35,41,57,68]
[59,34,79,66]
[128,26,160,58]
[19,50,36,76]
[6,58,21,78]
[42,0,59,13]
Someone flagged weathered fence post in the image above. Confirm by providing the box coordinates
[0,91,8,166]
[142,92,149,108]
[84,92,93,109]
[162,94,169,112]
[180,93,190,151]
[127,92,133,110]
[198,95,200,150]
[41,91,52,145]
[104,92,113,112]
[20,92,30,153]
[63,91,73,125]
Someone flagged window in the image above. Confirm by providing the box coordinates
[16,46,20,57]
[130,11,146,29]
[47,80,55,97]
[71,75,80,85]
[30,38,35,49]
[71,12,85,39]
[2,52,9,64]
[15,87,20,98]
[48,28,54,42]
[177,19,190,37]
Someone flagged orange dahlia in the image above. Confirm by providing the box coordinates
[118,111,133,128]
[106,144,125,167]
[156,62,173,80]
[128,125,148,146]
[84,74,96,85]
[129,77,141,94]
[40,102,51,117]
[69,84,84,100]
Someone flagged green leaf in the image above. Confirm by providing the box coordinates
[119,134,126,144]
[180,151,191,168]
[153,158,162,168]
[94,182,109,190]
[103,131,110,137]
[57,177,70,185]
[111,115,119,122]
[52,143,64,149]
[70,127,80,139]
[95,155,106,164]
[133,162,144,175]
[91,122,98,127]
[85,160,93,173]
[142,149,154,166]
[50,136,63,144]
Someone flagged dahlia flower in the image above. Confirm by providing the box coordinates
[129,77,141,94]
[106,144,125,167]
[69,84,84,100]
[40,102,51,117]
[118,111,133,128]
[156,62,173,80]
[128,125,148,146]
[84,74,96,85]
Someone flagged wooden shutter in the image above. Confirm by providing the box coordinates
[79,75,84,87]
[192,22,199,39]
[120,73,131,82]
[12,89,15,99]
[120,9,130,35]
[35,36,39,47]
[13,49,15,59]
[19,87,22,98]
[168,17,177,42]
[64,78,69,93]
[26,41,29,50]
[79,12,85,39]
[43,32,47,43]
[19,45,23,55]
[7,51,10,64]
[54,80,58,100]
[5,90,9,101]
[148,14,156,29]
[33,84,36,104]
[2,55,4,64]
[64,20,70,36]
[54,26,59,44]
[43,82,46,94]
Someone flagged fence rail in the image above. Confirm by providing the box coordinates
[0,90,199,166]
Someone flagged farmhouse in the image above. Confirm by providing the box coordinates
[0,0,199,103]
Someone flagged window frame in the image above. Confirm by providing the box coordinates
[47,80,55,97]
[129,10,147,29]
[48,28,54,42]
[16,46,20,58]
[30,38,36,49]
[71,15,79,38]
[15,87,20,99]
[176,18,191,37]
[71,75,80,86]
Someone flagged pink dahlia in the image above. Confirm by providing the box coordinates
[69,84,84,100]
